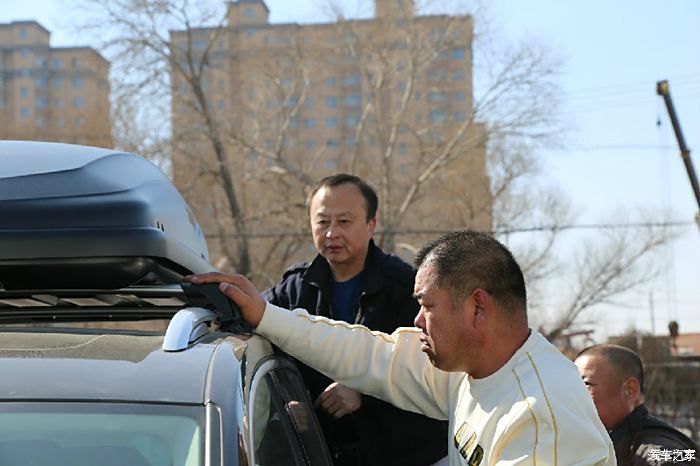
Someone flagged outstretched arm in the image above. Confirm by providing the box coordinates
[184,273,452,420]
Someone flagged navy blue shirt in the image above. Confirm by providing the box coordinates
[331,272,364,323]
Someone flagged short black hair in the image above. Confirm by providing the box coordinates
[576,344,645,393]
[307,174,378,222]
[414,230,527,315]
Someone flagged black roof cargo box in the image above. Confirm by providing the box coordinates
[0,141,213,290]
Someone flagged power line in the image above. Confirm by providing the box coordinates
[539,144,677,152]
[205,220,695,239]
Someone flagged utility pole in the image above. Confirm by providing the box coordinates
[656,80,700,232]
[649,291,656,335]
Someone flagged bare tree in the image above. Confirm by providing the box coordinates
[75,0,253,274]
[542,216,677,340]
[75,0,678,332]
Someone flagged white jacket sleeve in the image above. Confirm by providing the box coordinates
[255,302,453,420]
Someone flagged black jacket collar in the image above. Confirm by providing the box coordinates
[610,404,649,441]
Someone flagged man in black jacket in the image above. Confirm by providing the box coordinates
[264,174,447,466]
[575,344,699,465]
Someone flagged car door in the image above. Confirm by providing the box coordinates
[247,356,332,466]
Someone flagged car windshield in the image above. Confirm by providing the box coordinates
[0,402,203,466]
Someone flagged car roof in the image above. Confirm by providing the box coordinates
[0,328,250,404]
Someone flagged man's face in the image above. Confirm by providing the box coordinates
[575,354,632,431]
[413,262,473,372]
[309,183,376,272]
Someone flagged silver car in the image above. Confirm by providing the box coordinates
[0,141,332,466]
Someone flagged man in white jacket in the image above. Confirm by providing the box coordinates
[186,230,615,465]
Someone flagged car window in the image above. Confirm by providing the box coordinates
[249,359,331,466]
[0,402,203,466]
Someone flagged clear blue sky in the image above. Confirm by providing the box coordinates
[3,0,698,338]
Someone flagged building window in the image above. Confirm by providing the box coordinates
[427,91,448,102]
[325,78,336,86]
[342,74,361,86]
[346,136,356,146]
[55,97,63,109]
[288,95,298,107]
[303,97,315,108]
[453,111,467,123]
[326,140,338,150]
[217,99,225,110]
[303,118,317,129]
[20,87,29,98]
[73,96,85,108]
[325,96,337,108]
[245,7,255,18]
[453,69,466,81]
[35,57,48,67]
[36,96,49,108]
[20,107,31,118]
[344,94,361,107]
[397,81,406,91]
[246,28,256,37]
[20,48,30,58]
[344,115,360,127]
[52,59,64,69]
[36,116,45,128]
[71,58,82,68]
[399,143,408,154]
[428,110,447,123]
[305,140,316,150]
[452,47,466,59]
[75,116,85,127]
[325,159,338,170]
[18,68,31,77]
[455,91,466,101]
[35,77,48,88]
[427,69,447,81]
[51,77,64,88]
[19,27,28,39]
[288,116,299,128]
[325,117,337,128]
[72,77,85,89]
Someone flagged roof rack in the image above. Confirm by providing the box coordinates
[0,285,187,322]
[0,282,253,351]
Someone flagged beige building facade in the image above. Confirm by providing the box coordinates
[171,0,491,280]
[0,21,111,147]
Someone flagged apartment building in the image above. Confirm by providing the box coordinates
[171,0,491,276]
[0,21,111,147]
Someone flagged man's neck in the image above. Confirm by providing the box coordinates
[470,328,531,379]
[329,261,365,282]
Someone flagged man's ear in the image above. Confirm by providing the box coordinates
[471,288,490,320]
[367,217,377,235]
[624,377,641,402]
